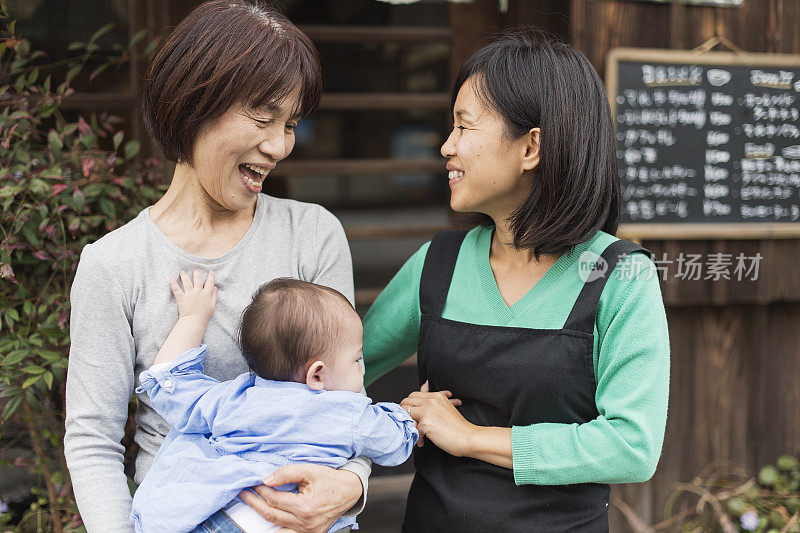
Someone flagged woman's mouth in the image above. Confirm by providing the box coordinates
[238,163,270,193]
[448,170,465,186]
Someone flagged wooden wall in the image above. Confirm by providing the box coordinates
[507,0,800,529]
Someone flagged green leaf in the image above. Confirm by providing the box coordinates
[113,131,124,151]
[89,63,109,81]
[3,349,26,366]
[0,184,22,198]
[124,139,140,160]
[3,396,22,418]
[43,372,53,389]
[99,198,116,218]
[26,67,38,86]
[22,301,35,317]
[66,64,81,82]
[21,375,40,389]
[90,23,116,43]
[22,224,40,247]
[21,365,45,375]
[7,308,19,322]
[67,42,85,51]
[39,351,62,363]
[129,28,148,47]
[47,129,63,155]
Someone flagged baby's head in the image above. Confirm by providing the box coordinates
[238,278,363,393]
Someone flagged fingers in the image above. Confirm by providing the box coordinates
[179,270,192,291]
[421,380,429,393]
[252,483,301,511]
[450,398,463,407]
[193,269,202,288]
[204,270,216,291]
[263,464,310,487]
[406,391,452,402]
[169,278,183,298]
[238,489,298,529]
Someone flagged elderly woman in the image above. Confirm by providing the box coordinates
[363,29,670,531]
[64,2,368,532]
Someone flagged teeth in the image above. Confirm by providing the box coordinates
[448,170,464,180]
[244,163,270,177]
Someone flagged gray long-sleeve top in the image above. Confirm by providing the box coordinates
[65,194,370,533]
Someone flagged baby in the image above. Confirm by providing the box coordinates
[130,271,418,533]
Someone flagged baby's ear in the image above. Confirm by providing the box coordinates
[305,360,326,391]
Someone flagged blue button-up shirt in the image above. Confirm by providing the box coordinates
[130,345,417,533]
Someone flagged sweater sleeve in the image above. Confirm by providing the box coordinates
[64,244,137,533]
[363,242,429,386]
[510,255,670,485]
[308,205,354,306]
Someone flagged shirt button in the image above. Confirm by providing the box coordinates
[163,379,173,388]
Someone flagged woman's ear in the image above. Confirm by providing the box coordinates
[521,127,541,172]
[305,360,326,391]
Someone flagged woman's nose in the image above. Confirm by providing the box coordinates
[258,133,287,161]
[441,131,456,158]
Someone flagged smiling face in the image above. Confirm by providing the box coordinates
[441,76,538,220]
[186,94,301,213]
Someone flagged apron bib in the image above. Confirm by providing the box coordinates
[402,229,652,532]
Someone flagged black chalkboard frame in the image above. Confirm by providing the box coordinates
[606,47,800,241]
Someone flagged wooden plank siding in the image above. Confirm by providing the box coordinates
[507,1,800,529]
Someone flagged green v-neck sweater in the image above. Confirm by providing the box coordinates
[363,225,670,486]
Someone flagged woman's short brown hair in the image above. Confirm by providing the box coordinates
[142,0,321,164]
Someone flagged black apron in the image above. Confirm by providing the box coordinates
[402,229,653,533]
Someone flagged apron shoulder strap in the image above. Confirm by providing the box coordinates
[563,239,654,335]
[419,229,470,317]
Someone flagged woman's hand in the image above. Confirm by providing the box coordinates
[401,382,473,457]
[238,464,362,533]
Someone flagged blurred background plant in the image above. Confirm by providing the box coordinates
[0,0,163,529]
[615,452,800,533]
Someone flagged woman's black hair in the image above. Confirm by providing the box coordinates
[452,27,620,260]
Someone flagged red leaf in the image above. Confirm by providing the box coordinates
[0,263,16,283]
[49,184,68,197]
[77,116,92,136]
[34,250,51,261]
[81,157,94,177]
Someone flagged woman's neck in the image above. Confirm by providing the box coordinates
[489,214,558,270]
[149,165,257,257]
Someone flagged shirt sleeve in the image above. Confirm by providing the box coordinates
[308,205,354,306]
[363,242,429,386]
[353,402,418,466]
[511,254,670,485]
[136,344,227,434]
[64,244,137,533]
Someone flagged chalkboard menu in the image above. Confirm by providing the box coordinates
[606,48,800,236]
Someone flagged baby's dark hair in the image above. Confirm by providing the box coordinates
[238,278,353,381]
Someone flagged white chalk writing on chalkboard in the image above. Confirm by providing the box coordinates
[614,59,800,223]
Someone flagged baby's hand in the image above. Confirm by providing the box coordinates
[171,270,217,324]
